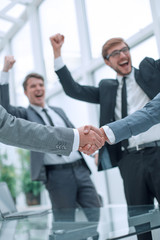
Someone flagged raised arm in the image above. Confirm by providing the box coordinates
[50,33,64,59]
[50,34,100,103]
[0,56,27,118]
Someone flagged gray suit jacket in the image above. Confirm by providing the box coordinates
[0,104,74,154]
[108,93,160,143]
[0,84,87,182]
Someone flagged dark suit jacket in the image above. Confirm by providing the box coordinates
[0,84,89,182]
[55,57,160,171]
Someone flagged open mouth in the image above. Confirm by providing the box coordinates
[35,93,43,98]
[119,60,128,67]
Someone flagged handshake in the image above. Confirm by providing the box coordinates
[78,125,108,155]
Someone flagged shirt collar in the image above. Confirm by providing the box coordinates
[30,103,49,113]
[117,67,135,84]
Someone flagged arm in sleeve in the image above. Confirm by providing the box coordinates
[0,71,9,85]
[106,93,160,144]
[0,105,74,156]
[55,59,100,103]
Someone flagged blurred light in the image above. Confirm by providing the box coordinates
[0,19,13,32]
[7,4,26,18]
[0,0,10,11]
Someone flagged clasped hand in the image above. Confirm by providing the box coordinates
[78,125,108,155]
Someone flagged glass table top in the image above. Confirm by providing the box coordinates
[0,204,160,240]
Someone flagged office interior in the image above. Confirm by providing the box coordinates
[0,1,160,238]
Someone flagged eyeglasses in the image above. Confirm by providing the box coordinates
[105,46,130,60]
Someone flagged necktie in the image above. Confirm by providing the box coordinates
[42,108,54,126]
[121,77,129,149]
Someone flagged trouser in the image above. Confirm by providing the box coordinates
[45,160,101,222]
[118,147,160,240]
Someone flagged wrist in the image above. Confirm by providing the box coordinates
[53,50,61,59]
[2,68,9,72]
[100,127,109,142]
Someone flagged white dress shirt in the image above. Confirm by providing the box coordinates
[54,57,160,147]
[29,104,81,164]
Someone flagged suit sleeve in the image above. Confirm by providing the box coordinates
[0,105,74,155]
[0,83,27,118]
[56,65,100,103]
[107,93,160,143]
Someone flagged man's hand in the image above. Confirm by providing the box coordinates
[78,125,105,155]
[3,56,16,72]
[79,126,110,155]
[50,33,64,58]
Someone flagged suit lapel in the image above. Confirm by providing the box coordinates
[27,106,46,125]
[50,107,75,128]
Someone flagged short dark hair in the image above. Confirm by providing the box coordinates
[102,37,129,60]
[23,73,44,91]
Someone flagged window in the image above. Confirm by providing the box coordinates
[11,22,34,106]
[85,0,152,58]
[39,0,81,85]
[131,36,159,68]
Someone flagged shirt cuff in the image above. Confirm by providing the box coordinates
[0,71,9,85]
[72,129,80,151]
[54,56,65,71]
[102,125,116,144]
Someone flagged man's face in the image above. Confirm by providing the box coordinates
[104,42,132,76]
[24,77,45,108]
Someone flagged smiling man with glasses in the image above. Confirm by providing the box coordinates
[51,34,160,240]
[105,46,130,60]
[102,38,131,76]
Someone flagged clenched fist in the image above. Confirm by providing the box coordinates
[50,33,64,58]
[3,56,16,72]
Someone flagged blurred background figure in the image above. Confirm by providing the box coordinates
[0,56,102,224]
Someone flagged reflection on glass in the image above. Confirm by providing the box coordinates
[85,0,153,58]
[39,0,81,86]
[0,206,159,240]
[0,221,17,240]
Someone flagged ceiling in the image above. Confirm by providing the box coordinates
[0,0,43,51]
